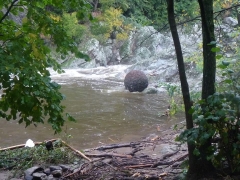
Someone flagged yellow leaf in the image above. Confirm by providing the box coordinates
[22,17,28,24]
[31,44,44,60]
[29,33,37,39]
[49,14,61,22]
[15,31,21,37]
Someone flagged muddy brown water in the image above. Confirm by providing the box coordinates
[0,69,183,150]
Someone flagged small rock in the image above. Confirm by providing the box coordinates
[32,172,47,179]
[24,174,33,180]
[59,164,71,172]
[24,166,43,180]
[102,158,112,164]
[49,166,62,171]
[51,170,62,178]
[46,174,58,180]
[43,168,51,175]
[145,87,158,94]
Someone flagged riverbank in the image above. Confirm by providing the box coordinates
[0,125,188,180]
[2,124,240,180]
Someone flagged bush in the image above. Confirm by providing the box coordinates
[63,12,88,43]
[178,60,240,173]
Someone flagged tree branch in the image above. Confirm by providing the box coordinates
[0,0,19,24]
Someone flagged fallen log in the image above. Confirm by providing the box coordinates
[61,140,92,162]
[151,152,188,168]
[85,152,132,158]
[0,139,57,151]
[88,142,140,151]
[124,164,153,168]
[161,150,179,160]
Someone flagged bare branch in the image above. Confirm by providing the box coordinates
[0,0,19,24]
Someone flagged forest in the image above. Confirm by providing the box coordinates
[1,0,240,179]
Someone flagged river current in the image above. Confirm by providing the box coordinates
[0,66,183,149]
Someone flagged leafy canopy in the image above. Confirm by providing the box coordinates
[91,7,132,42]
[0,0,91,133]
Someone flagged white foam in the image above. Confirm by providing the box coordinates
[49,65,130,80]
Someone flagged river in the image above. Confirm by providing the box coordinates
[0,66,183,149]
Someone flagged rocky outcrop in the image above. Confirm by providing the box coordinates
[56,17,239,92]
[124,70,148,92]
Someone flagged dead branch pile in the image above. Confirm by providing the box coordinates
[64,129,188,180]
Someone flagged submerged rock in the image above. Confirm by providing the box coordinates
[124,70,148,92]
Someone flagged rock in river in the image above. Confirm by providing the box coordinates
[124,70,148,92]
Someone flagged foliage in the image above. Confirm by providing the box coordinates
[213,0,239,17]
[177,60,240,172]
[99,0,129,12]
[63,12,88,44]
[159,83,184,116]
[0,0,91,133]
[216,61,240,93]
[0,140,80,177]
[121,0,199,29]
[90,7,132,42]
[88,0,199,30]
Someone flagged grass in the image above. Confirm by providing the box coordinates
[0,139,82,178]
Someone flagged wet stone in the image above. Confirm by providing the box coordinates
[43,168,51,175]
[32,172,47,179]
[102,158,112,164]
[24,174,33,180]
[24,166,44,180]
[46,174,58,180]
[70,164,81,172]
[59,164,71,172]
[51,170,62,178]
[49,166,62,171]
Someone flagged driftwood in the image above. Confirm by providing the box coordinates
[124,164,153,168]
[1,127,190,180]
[151,152,188,168]
[90,142,140,151]
[60,140,92,162]
[85,152,132,158]
[0,138,58,151]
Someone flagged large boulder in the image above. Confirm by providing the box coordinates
[124,70,148,92]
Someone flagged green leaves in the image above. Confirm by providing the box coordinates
[0,0,91,133]
[211,47,220,52]
[178,91,240,172]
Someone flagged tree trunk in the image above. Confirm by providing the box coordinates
[167,0,217,179]
[166,0,196,177]
[93,0,99,12]
[185,0,216,179]
[237,7,240,27]
[199,0,216,100]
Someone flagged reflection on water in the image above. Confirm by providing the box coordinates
[0,74,183,150]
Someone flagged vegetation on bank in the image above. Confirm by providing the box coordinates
[166,0,240,179]
[0,139,81,178]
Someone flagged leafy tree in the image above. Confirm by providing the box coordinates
[98,0,129,12]
[87,0,199,29]
[0,0,91,133]
[120,0,199,28]
[62,12,88,44]
[90,7,132,42]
